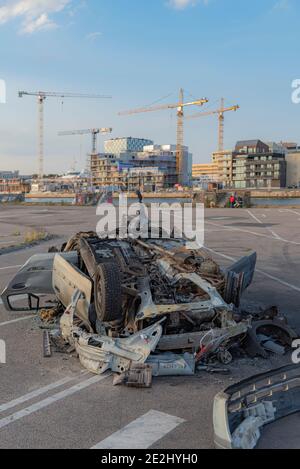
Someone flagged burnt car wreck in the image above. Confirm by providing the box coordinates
[1,231,297,387]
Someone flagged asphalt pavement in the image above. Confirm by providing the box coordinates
[0,205,299,449]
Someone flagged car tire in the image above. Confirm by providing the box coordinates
[94,262,122,322]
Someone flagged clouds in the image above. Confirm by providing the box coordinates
[168,0,197,9]
[168,0,211,10]
[0,0,71,33]
[86,31,102,41]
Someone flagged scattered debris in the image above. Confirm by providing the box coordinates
[39,307,60,324]
[147,353,195,376]
[213,364,300,449]
[197,364,230,374]
[244,318,297,358]
[1,231,297,388]
[113,364,153,388]
[43,330,52,358]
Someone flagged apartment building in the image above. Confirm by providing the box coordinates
[212,150,234,188]
[232,140,286,189]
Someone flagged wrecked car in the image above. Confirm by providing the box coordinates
[1,231,295,381]
[1,231,256,323]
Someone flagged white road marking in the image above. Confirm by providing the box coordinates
[280,209,300,216]
[91,410,185,449]
[254,269,300,293]
[0,315,35,327]
[206,247,300,293]
[0,374,111,430]
[0,265,22,271]
[209,217,233,221]
[0,376,81,413]
[246,210,264,225]
[205,247,235,262]
[206,221,300,245]
[247,210,281,240]
[206,221,273,240]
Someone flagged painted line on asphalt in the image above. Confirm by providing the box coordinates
[91,410,185,449]
[0,375,83,413]
[209,217,235,221]
[247,210,281,240]
[280,209,300,217]
[246,210,264,225]
[0,315,35,327]
[206,247,300,293]
[0,374,111,430]
[254,270,300,293]
[206,221,274,240]
[206,221,300,245]
[0,265,22,271]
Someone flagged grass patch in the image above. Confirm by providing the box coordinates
[24,229,47,244]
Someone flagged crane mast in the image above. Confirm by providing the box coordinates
[119,90,208,186]
[38,95,45,181]
[176,89,184,182]
[218,98,225,152]
[18,91,111,181]
[186,98,239,152]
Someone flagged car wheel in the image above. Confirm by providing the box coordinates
[94,262,122,322]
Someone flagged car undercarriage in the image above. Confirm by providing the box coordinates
[1,232,296,384]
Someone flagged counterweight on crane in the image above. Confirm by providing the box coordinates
[18,91,111,180]
[119,89,208,185]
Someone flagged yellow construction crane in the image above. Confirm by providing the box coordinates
[18,91,112,180]
[119,89,208,185]
[186,98,239,152]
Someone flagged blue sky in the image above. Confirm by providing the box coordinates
[0,0,300,174]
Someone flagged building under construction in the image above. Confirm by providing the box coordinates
[91,140,192,190]
[0,177,30,194]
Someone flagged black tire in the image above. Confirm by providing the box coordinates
[94,262,122,322]
[88,303,97,331]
